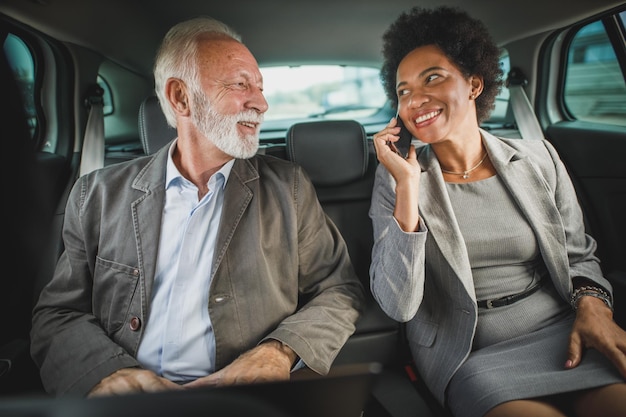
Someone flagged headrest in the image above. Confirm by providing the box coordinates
[286,120,368,187]
[138,95,177,155]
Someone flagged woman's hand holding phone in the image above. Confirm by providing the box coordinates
[373,114,415,165]
[373,114,421,233]
[388,114,412,159]
[372,114,419,178]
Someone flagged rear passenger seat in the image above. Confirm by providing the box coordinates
[285,120,400,366]
[285,120,443,417]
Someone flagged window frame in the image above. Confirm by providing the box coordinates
[560,12,626,126]
[533,6,626,130]
[1,14,75,156]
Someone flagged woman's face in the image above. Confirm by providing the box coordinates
[395,44,482,145]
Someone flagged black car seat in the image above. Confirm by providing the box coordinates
[285,120,401,366]
[285,120,442,417]
[138,95,177,155]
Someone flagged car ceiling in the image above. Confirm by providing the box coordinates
[2,0,624,78]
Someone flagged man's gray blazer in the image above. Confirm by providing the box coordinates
[31,142,365,396]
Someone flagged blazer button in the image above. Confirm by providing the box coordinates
[129,317,141,331]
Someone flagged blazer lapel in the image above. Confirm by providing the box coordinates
[417,146,476,299]
[129,151,260,309]
[131,144,170,304]
[482,131,570,296]
[416,131,571,300]
[211,158,257,279]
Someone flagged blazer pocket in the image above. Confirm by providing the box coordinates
[407,318,438,348]
[93,256,140,333]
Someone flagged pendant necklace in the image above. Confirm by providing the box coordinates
[440,152,488,179]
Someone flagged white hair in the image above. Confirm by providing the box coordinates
[153,17,242,127]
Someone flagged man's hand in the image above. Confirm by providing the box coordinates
[183,340,297,389]
[87,368,184,397]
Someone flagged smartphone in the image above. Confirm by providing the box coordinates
[388,111,412,158]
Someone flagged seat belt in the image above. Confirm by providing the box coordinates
[506,68,544,140]
[79,84,105,176]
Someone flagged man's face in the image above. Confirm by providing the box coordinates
[191,37,268,159]
[191,89,261,159]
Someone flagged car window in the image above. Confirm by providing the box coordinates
[563,12,626,127]
[3,33,36,139]
[489,49,511,123]
[261,65,387,122]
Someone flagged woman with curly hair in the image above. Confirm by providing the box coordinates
[369,6,626,417]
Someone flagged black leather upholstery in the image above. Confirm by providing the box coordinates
[138,95,176,155]
[286,119,374,290]
[286,120,368,187]
[286,119,399,366]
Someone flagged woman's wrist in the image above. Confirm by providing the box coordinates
[570,284,613,312]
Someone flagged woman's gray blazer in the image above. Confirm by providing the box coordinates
[31,142,365,396]
[369,129,612,404]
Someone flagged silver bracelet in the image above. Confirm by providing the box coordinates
[570,285,613,312]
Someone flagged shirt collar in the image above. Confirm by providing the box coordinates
[165,139,235,190]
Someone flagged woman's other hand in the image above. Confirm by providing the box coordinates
[566,296,626,378]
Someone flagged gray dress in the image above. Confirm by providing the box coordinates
[444,175,622,417]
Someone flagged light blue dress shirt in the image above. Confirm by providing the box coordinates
[137,142,234,382]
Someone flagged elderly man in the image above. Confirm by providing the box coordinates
[31,16,364,397]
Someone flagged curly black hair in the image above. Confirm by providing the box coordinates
[380,6,504,124]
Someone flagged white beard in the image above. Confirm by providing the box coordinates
[191,91,262,159]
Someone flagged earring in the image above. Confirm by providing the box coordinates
[470,94,475,99]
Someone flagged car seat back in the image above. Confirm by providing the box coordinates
[286,120,400,366]
[138,95,176,155]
